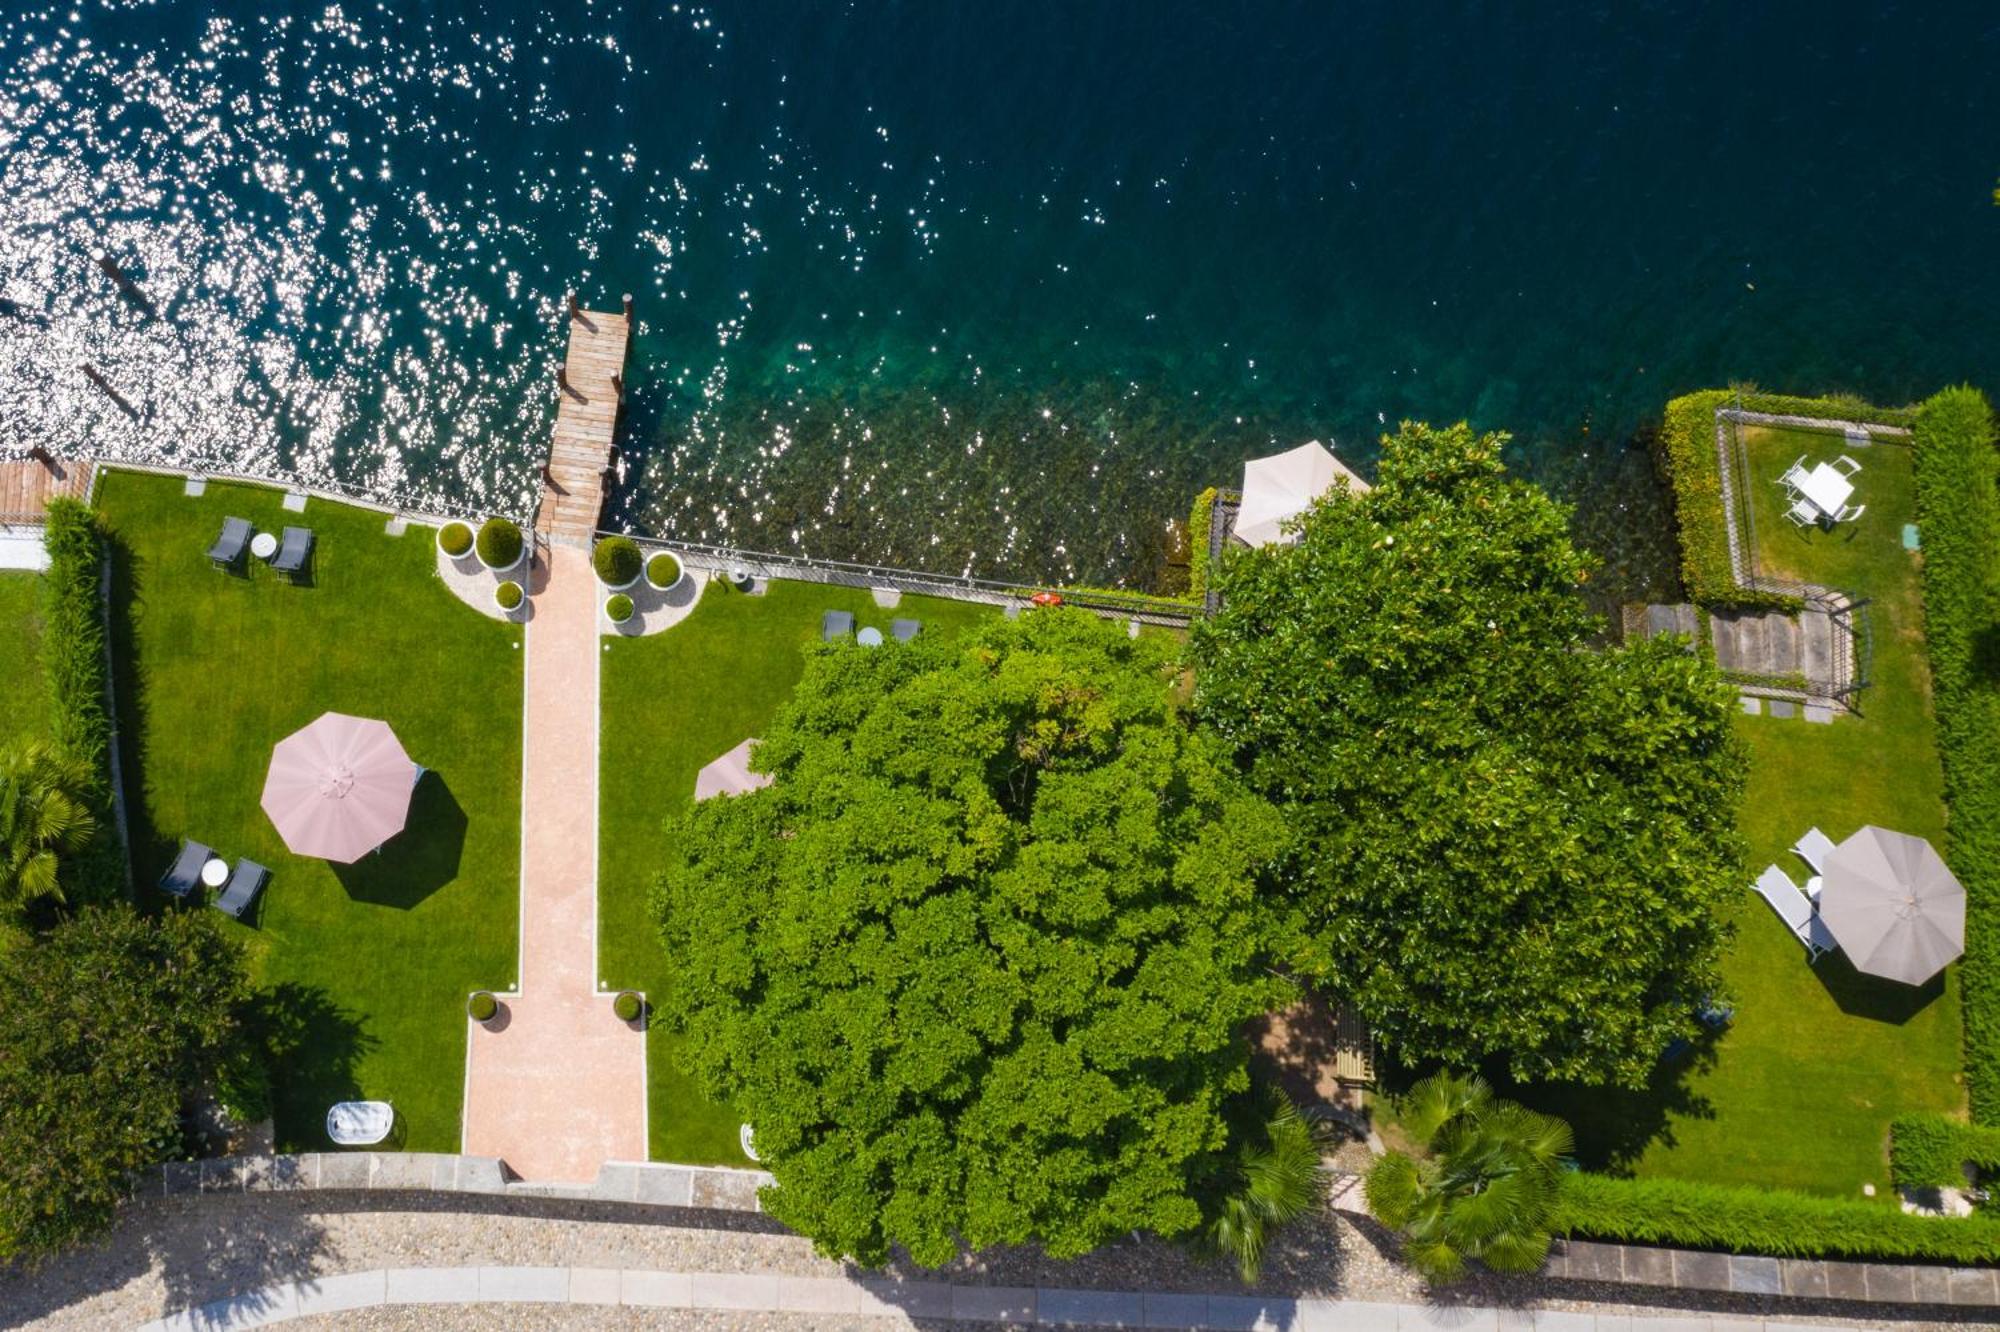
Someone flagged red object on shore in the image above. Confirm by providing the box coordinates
[1030,591,1063,608]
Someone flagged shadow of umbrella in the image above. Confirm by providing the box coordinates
[330,773,468,909]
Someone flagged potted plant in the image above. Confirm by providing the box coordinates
[644,550,683,592]
[604,593,635,627]
[476,517,525,573]
[494,580,524,615]
[593,535,642,589]
[467,991,498,1023]
[437,521,473,560]
[613,990,644,1023]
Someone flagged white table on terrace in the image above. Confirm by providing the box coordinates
[201,856,229,889]
[856,626,884,648]
[250,531,278,560]
[1795,463,1855,519]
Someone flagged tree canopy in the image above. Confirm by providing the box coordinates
[0,906,251,1261]
[1191,421,1746,1087]
[653,608,1299,1266]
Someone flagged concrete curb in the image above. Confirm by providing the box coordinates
[138,1153,772,1211]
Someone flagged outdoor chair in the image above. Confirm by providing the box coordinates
[1778,455,1810,493]
[270,525,314,577]
[212,858,269,920]
[891,618,922,642]
[1832,455,1863,477]
[1752,864,1830,961]
[1793,826,1836,874]
[821,609,854,641]
[159,839,213,900]
[1785,498,1820,529]
[206,516,252,567]
[1835,503,1866,523]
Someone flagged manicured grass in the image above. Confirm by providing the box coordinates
[0,571,49,752]
[99,472,520,1151]
[599,578,1000,1164]
[1523,428,1963,1198]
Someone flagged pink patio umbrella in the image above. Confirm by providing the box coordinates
[260,712,418,863]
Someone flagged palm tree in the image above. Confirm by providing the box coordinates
[1364,1071,1573,1284]
[1204,1090,1328,1283]
[0,741,98,908]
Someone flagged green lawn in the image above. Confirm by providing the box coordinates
[1527,427,1963,1198]
[599,578,1000,1164]
[99,472,520,1151]
[0,571,49,753]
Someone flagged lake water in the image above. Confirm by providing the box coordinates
[1,1,1995,597]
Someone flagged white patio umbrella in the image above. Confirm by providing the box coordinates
[260,712,417,863]
[1819,826,1965,985]
[1234,440,1369,547]
[693,739,773,802]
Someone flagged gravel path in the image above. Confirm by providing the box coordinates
[1,1192,1989,1331]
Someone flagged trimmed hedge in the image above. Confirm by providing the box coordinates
[438,521,472,557]
[1910,386,2000,1121]
[1186,486,1217,605]
[1890,1113,2000,1191]
[645,551,681,589]
[1658,388,1914,609]
[40,499,121,905]
[476,517,523,570]
[594,536,642,586]
[613,991,642,1022]
[1553,1171,2000,1264]
[468,991,497,1022]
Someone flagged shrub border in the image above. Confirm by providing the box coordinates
[40,498,126,903]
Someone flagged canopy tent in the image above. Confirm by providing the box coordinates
[694,739,774,802]
[1819,825,1965,985]
[1233,440,1370,547]
[260,712,418,863]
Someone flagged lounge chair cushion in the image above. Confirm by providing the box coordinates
[891,618,922,642]
[207,517,252,564]
[213,859,269,920]
[159,839,213,899]
[821,610,854,641]
[271,526,314,574]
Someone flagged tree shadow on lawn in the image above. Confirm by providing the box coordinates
[1811,951,1946,1025]
[328,773,467,910]
[257,980,380,1153]
[1492,1028,1722,1175]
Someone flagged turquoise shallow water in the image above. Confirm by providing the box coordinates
[0,3,1995,595]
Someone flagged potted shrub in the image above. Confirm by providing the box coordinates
[493,580,524,615]
[593,535,642,589]
[644,550,683,592]
[476,517,524,572]
[437,521,473,560]
[467,991,498,1023]
[604,593,635,627]
[613,990,644,1023]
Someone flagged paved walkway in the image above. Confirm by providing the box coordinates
[461,540,645,1181]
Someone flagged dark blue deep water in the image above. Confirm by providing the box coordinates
[1,2,1996,593]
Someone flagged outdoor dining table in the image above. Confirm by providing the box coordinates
[1795,463,1855,519]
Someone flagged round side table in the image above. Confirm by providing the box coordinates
[251,531,278,560]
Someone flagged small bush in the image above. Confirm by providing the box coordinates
[468,991,497,1022]
[594,536,642,586]
[438,522,473,557]
[605,593,634,624]
[476,517,523,569]
[1186,486,1218,605]
[1891,1113,2000,1191]
[613,991,642,1022]
[646,551,682,588]
[1553,1170,2000,1263]
[494,581,523,612]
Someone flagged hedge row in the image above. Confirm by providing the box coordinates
[1890,1113,2000,1191]
[39,499,122,905]
[1909,386,2000,1122]
[1185,486,1217,605]
[1553,1171,2000,1264]
[1658,388,1915,609]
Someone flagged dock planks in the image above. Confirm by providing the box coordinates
[0,455,92,522]
[534,306,630,548]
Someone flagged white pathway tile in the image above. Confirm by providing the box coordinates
[620,1270,693,1307]
[568,1266,622,1304]
[953,1285,1039,1323]
[690,1271,780,1310]
[476,1265,568,1303]
[384,1265,479,1304]
[294,1269,387,1317]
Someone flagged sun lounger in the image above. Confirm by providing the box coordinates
[207,517,252,566]
[1752,864,1830,960]
[270,525,314,577]
[891,618,922,642]
[159,839,213,899]
[821,610,854,641]
[212,858,268,920]
[1793,826,1836,874]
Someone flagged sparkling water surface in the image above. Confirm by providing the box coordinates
[1,2,1995,595]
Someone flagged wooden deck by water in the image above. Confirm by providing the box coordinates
[0,456,92,521]
[535,305,630,548]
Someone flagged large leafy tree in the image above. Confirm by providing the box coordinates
[1192,421,1746,1086]
[0,906,252,1260]
[0,740,99,910]
[654,608,1299,1266]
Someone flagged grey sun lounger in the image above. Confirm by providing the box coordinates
[270,525,314,576]
[1793,826,1836,875]
[159,839,213,900]
[207,517,252,566]
[891,618,922,642]
[821,610,854,641]
[212,859,269,920]
[1752,864,1833,960]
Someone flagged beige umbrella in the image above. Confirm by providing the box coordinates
[694,739,773,802]
[1819,826,1965,985]
[1234,441,1369,547]
[260,712,417,862]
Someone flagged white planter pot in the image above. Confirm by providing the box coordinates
[436,525,475,561]
[478,544,526,575]
[644,562,685,593]
[493,584,524,616]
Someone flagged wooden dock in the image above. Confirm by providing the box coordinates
[534,302,631,548]
[0,455,92,523]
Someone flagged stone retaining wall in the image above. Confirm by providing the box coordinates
[1548,1238,1998,1310]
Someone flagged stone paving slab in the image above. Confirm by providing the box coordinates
[294,1270,387,1317]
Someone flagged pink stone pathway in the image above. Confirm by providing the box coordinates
[463,540,645,1182]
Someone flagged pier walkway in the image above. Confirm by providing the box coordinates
[0,453,92,522]
[463,303,643,1183]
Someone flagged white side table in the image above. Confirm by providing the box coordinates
[251,531,278,560]
[201,856,229,889]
